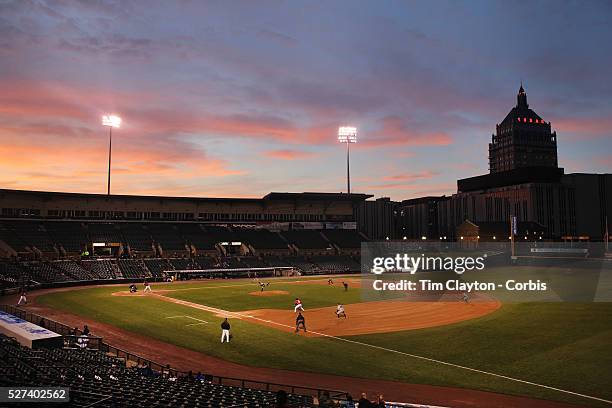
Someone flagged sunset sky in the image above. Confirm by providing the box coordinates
[1,0,611,201]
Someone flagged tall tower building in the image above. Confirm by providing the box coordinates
[488,85,558,173]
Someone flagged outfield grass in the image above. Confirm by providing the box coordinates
[37,277,612,407]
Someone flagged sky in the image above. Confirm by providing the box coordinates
[0,0,611,201]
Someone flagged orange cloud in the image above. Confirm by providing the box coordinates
[364,115,453,147]
[382,171,439,182]
[264,149,318,160]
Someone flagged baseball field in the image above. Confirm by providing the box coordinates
[31,273,612,407]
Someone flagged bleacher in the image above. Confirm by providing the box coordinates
[169,257,197,270]
[287,256,319,274]
[0,334,313,407]
[82,260,120,279]
[143,258,174,277]
[0,222,29,253]
[117,259,150,279]
[281,230,331,251]
[234,228,289,251]
[323,229,365,249]
[45,221,88,253]
[2,221,55,253]
[52,260,96,281]
[311,255,360,273]
[87,223,124,244]
[148,224,187,252]
[121,224,154,252]
[179,224,215,251]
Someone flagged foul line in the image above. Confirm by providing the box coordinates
[164,315,209,325]
[154,293,611,405]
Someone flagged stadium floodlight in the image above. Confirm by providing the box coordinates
[102,115,122,195]
[338,126,357,194]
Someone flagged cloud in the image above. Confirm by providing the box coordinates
[364,116,453,147]
[264,149,318,160]
[382,171,439,182]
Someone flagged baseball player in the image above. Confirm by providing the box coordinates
[294,298,304,313]
[336,303,347,319]
[258,281,270,292]
[221,318,231,343]
[295,312,307,333]
[144,280,152,293]
[462,292,470,303]
[17,291,27,306]
[327,278,334,285]
[342,281,349,291]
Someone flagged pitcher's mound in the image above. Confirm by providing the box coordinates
[249,290,289,297]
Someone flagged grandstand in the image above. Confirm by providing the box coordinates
[0,189,369,290]
[281,230,332,254]
[0,332,317,407]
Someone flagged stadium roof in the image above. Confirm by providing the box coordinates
[0,189,372,203]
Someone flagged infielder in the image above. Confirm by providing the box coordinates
[336,303,347,319]
[295,312,307,333]
[462,292,470,303]
[294,298,304,313]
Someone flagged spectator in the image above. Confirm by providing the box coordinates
[376,394,386,407]
[318,391,333,407]
[82,325,90,336]
[275,390,288,408]
[195,371,205,381]
[358,393,372,408]
[344,395,356,408]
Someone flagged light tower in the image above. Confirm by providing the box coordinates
[338,126,357,194]
[102,115,121,195]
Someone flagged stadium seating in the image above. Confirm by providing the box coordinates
[117,259,151,279]
[2,221,55,253]
[0,334,313,407]
[143,258,174,277]
[87,223,124,244]
[322,229,365,249]
[0,222,29,253]
[194,256,217,269]
[169,257,198,270]
[178,224,215,251]
[82,260,120,279]
[281,230,331,251]
[148,224,187,252]
[52,260,96,281]
[45,221,88,253]
[286,256,320,274]
[121,223,154,252]
[233,228,289,251]
[311,255,360,273]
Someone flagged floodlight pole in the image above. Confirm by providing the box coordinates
[346,140,351,194]
[107,126,112,195]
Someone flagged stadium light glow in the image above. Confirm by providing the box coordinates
[102,114,122,195]
[338,126,357,143]
[102,115,121,128]
[338,126,357,194]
